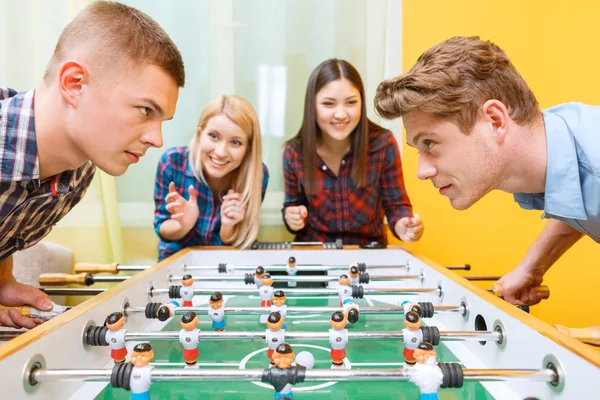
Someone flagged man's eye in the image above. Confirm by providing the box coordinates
[139,106,151,116]
[423,140,433,150]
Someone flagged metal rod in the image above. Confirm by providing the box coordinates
[446,264,471,271]
[169,275,422,283]
[0,331,23,340]
[40,288,105,296]
[127,305,465,316]
[183,264,409,272]
[464,276,501,281]
[31,367,556,384]
[152,287,439,296]
[122,330,500,342]
[93,276,129,283]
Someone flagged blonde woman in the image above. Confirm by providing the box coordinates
[154,96,268,260]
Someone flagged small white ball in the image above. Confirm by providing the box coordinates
[295,351,315,369]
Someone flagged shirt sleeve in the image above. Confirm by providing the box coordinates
[282,144,308,233]
[153,151,174,239]
[379,133,413,239]
[261,163,269,201]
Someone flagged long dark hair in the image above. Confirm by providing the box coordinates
[287,59,387,195]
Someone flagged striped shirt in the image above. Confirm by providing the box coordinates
[283,130,413,244]
[154,146,269,260]
[0,87,95,262]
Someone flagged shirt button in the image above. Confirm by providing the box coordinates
[322,165,327,171]
[341,160,346,165]
[57,183,64,190]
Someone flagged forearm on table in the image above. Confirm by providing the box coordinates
[220,224,235,244]
[159,220,192,241]
[519,219,583,275]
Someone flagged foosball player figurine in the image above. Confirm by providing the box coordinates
[180,274,194,307]
[260,274,274,307]
[286,257,297,287]
[265,311,285,366]
[129,343,154,400]
[348,265,360,286]
[342,299,360,324]
[409,342,443,400]
[272,290,288,329]
[208,292,225,331]
[402,310,423,367]
[329,311,349,369]
[105,312,127,363]
[179,312,200,368]
[255,266,266,287]
[261,343,307,400]
[337,274,352,306]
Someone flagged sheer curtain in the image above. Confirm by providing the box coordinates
[0,0,402,264]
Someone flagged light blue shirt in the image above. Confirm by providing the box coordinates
[514,103,600,243]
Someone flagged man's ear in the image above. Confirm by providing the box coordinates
[481,99,509,143]
[57,60,88,108]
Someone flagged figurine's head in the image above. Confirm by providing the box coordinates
[414,342,436,364]
[330,311,347,330]
[156,304,172,321]
[182,274,194,287]
[404,310,421,330]
[348,265,359,278]
[345,305,360,324]
[255,266,265,279]
[261,273,273,287]
[209,292,224,309]
[180,311,198,330]
[272,343,295,369]
[288,256,296,267]
[272,290,287,307]
[338,274,350,286]
[131,343,154,367]
[266,311,284,330]
[105,312,125,331]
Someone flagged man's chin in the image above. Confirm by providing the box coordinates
[448,196,477,211]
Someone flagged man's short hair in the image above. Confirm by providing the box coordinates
[375,36,539,133]
[44,1,184,87]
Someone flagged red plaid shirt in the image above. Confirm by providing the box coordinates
[283,130,413,243]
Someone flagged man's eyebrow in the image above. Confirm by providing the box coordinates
[408,132,429,147]
[140,97,172,119]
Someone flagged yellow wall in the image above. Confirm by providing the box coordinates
[397,0,600,327]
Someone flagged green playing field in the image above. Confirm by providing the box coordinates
[98,295,494,399]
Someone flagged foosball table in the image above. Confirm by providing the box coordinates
[1,246,599,399]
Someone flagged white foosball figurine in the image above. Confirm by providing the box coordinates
[129,343,154,400]
[286,256,298,287]
[329,311,349,369]
[271,290,288,329]
[348,265,360,286]
[265,311,285,366]
[208,292,225,331]
[402,311,423,367]
[105,312,127,363]
[337,274,352,306]
[180,274,194,307]
[179,312,200,368]
[259,274,274,307]
[409,342,443,400]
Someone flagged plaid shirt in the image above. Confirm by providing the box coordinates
[283,130,413,244]
[0,87,95,262]
[154,147,269,260]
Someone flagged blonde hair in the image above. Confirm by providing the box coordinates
[374,36,540,133]
[44,1,185,87]
[189,96,263,249]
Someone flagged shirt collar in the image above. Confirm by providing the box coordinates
[542,110,587,219]
[0,89,39,182]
